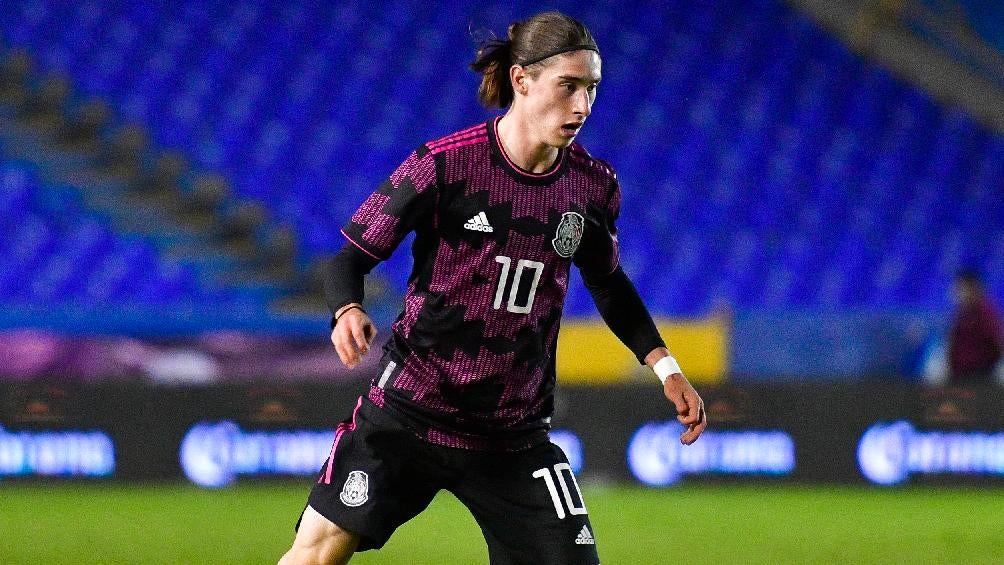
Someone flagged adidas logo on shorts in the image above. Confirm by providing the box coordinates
[463,212,493,233]
[575,525,595,545]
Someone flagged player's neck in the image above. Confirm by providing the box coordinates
[497,113,560,174]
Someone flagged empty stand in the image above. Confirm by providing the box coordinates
[1,0,1000,326]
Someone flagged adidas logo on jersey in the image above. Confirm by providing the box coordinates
[575,525,595,545]
[463,212,493,233]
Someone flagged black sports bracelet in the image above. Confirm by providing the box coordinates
[331,305,366,329]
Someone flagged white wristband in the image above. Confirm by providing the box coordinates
[653,356,682,384]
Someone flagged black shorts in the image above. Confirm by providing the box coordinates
[300,396,600,565]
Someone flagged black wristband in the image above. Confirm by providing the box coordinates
[324,243,379,330]
[331,305,366,329]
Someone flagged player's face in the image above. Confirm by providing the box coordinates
[521,50,601,149]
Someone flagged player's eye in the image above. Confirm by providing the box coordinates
[561,83,575,94]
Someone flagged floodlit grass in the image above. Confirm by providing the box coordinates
[1,482,1002,564]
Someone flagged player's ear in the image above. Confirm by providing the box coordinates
[510,64,529,97]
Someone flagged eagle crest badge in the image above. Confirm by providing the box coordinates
[340,470,369,507]
[552,212,585,258]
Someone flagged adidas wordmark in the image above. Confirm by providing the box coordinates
[464,212,493,233]
[575,525,595,545]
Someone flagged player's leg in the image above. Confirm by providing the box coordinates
[278,506,359,565]
[450,441,600,565]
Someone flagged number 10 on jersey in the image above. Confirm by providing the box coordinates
[494,255,544,314]
[533,463,588,519]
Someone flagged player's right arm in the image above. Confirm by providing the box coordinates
[323,147,439,368]
[331,302,376,369]
[322,242,380,368]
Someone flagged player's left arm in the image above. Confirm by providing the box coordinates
[580,266,707,445]
[575,174,705,444]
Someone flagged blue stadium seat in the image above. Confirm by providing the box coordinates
[1,0,1001,322]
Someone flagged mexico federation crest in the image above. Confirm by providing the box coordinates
[552,211,585,258]
[340,470,369,507]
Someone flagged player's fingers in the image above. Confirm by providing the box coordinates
[681,427,699,445]
[349,319,369,354]
[681,405,707,445]
[334,337,352,367]
[362,321,377,346]
[334,339,350,366]
[665,379,690,420]
[677,389,701,426]
[334,328,360,367]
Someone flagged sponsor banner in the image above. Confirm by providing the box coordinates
[1,383,1003,486]
[0,330,380,383]
[180,421,333,488]
[858,421,1004,485]
[0,425,114,478]
[0,320,726,385]
[628,421,795,486]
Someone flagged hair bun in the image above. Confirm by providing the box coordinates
[507,22,521,39]
[471,11,596,108]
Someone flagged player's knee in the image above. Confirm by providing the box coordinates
[280,507,360,565]
[278,547,307,565]
[278,546,346,565]
[279,535,356,565]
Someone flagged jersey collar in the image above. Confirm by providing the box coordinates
[487,116,568,186]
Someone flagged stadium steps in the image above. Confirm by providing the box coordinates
[788,0,1004,131]
[0,75,301,308]
[2,1,1001,324]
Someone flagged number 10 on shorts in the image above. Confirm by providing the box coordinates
[533,463,587,519]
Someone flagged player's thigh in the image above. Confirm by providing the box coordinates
[305,399,443,551]
[451,442,599,565]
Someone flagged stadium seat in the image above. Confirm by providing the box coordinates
[0,0,1000,323]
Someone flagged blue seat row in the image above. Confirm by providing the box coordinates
[1,0,1000,319]
[0,158,228,305]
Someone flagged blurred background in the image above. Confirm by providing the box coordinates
[1,0,1003,563]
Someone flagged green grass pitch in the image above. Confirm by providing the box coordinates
[1,482,1001,563]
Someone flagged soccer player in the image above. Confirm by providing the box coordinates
[280,11,706,565]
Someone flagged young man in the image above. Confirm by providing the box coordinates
[280,11,706,565]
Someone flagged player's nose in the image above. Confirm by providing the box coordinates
[573,89,591,117]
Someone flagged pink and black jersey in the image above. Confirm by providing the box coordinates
[341,117,621,450]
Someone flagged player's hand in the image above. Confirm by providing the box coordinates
[331,305,377,369]
[663,373,706,445]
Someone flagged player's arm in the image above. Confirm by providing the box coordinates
[580,266,707,444]
[328,146,438,368]
[323,243,380,368]
[643,346,706,445]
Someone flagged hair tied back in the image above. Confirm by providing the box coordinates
[472,38,512,71]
